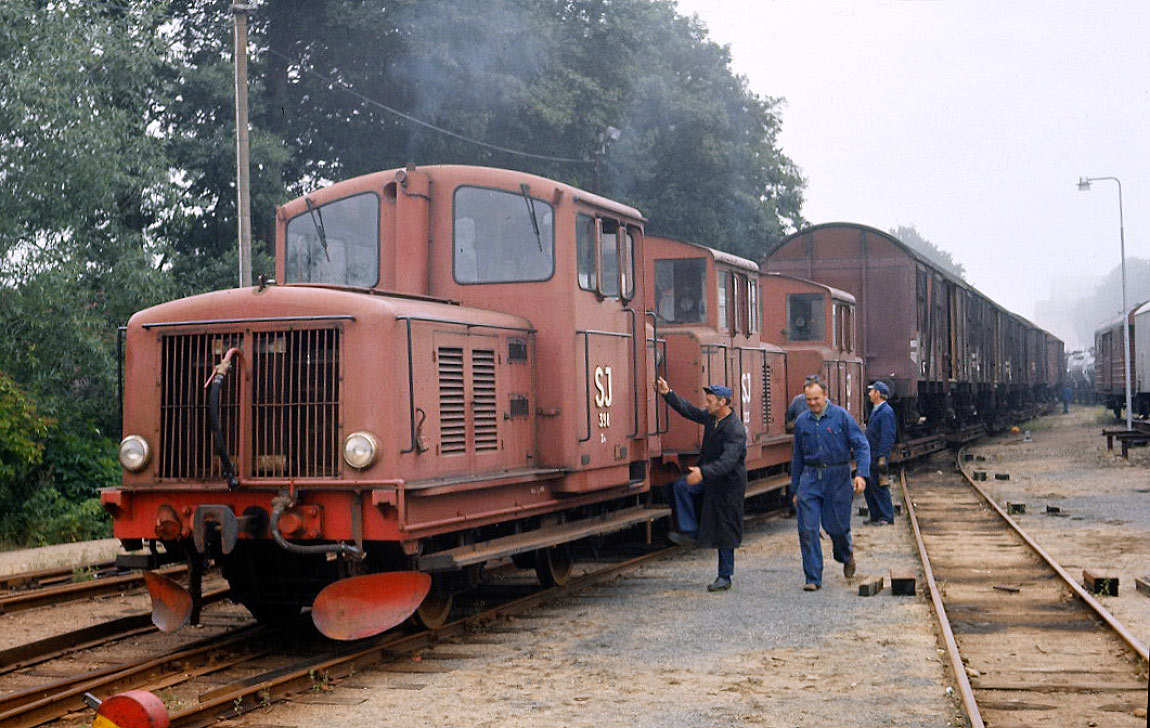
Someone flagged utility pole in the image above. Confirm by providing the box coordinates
[233,3,255,288]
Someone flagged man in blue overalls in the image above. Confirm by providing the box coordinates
[863,381,897,526]
[791,378,870,591]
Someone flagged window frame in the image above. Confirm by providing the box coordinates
[451,184,557,286]
[578,213,634,302]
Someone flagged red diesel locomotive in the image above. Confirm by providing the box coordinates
[102,166,860,639]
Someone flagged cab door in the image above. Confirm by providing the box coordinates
[568,215,642,491]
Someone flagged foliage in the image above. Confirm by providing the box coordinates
[889,225,965,279]
[0,373,49,493]
[0,0,807,545]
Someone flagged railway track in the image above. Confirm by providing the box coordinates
[0,563,189,615]
[0,540,682,728]
[902,458,1148,727]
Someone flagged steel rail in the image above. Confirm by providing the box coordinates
[0,624,266,728]
[0,587,230,677]
[899,468,985,728]
[166,547,681,728]
[0,563,188,614]
[953,447,1149,662]
[0,560,118,591]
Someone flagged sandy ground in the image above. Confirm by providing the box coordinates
[231,506,961,727]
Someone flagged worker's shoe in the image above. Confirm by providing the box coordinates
[667,531,698,548]
[707,577,732,592]
[803,583,821,591]
[843,558,856,579]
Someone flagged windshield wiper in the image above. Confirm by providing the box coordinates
[519,183,543,252]
[305,196,331,262]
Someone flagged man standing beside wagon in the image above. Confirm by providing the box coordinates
[863,381,897,526]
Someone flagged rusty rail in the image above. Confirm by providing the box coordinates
[166,547,680,727]
[953,448,1149,662]
[0,563,188,614]
[899,468,985,728]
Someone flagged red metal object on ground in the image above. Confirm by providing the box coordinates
[142,571,192,633]
[91,690,170,728]
[311,571,432,640]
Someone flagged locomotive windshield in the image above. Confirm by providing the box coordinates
[453,186,554,284]
[654,258,707,324]
[285,193,380,287]
[787,293,825,341]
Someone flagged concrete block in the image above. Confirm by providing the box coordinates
[857,576,884,596]
[890,570,916,596]
[1083,569,1119,596]
[1135,576,1150,597]
[1007,502,1025,514]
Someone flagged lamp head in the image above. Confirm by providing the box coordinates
[1077,177,1092,192]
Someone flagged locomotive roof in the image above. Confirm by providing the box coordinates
[759,272,857,305]
[770,221,1062,345]
[277,164,646,223]
[647,234,760,273]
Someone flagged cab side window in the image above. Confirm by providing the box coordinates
[576,213,634,301]
[717,271,729,331]
[576,214,596,291]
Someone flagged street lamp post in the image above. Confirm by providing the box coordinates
[1078,175,1132,431]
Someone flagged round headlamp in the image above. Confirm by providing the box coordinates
[118,435,152,472]
[343,431,379,470]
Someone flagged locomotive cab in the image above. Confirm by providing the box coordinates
[759,273,864,424]
[644,236,790,496]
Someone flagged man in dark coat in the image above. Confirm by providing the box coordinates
[863,381,897,525]
[654,377,747,592]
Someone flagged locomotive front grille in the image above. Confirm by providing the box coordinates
[157,328,341,481]
[251,329,341,478]
[159,333,242,479]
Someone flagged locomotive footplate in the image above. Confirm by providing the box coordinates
[416,504,670,571]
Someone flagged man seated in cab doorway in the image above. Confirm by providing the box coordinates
[863,381,897,526]
[791,378,870,591]
[654,377,747,592]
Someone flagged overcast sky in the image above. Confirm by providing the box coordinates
[673,0,1149,346]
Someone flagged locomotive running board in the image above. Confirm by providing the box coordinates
[311,572,431,641]
[415,504,671,571]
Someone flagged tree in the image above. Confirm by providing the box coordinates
[889,225,965,279]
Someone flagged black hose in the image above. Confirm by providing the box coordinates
[270,495,364,558]
[207,372,239,490]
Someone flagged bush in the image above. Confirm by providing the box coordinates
[0,372,114,548]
